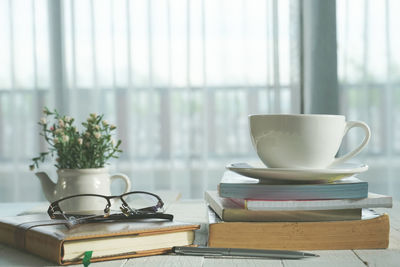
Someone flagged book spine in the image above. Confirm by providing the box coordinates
[26,229,63,264]
[208,214,389,250]
[230,196,393,211]
[0,222,62,265]
[223,209,362,222]
[219,183,369,200]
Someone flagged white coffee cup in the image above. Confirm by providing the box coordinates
[249,114,371,169]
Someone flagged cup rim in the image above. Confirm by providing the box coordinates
[248,113,345,119]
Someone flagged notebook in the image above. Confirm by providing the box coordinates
[205,190,362,222]
[0,214,199,265]
[218,171,368,200]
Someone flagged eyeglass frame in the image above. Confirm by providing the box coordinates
[47,191,165,219]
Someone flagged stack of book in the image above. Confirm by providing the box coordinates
[205,171,392,250]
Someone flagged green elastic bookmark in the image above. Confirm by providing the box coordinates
[83,251,93,267]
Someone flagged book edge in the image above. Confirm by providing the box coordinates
[208,209,390,250]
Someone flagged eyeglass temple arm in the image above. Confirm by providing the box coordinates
[103,212,174,221]
[47,203,63,219]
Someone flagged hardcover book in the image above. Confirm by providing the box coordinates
[218,171,368,200]
[207,207,390,250]
[0,214,199,265]
[205,191,362,222]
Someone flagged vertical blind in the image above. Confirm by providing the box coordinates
[0,0,300,201]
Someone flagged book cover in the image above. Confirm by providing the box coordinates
[232,192,393,211]
[207,207,389,250]
[0,214,199,265]
[205,191,362,222]
[219,171,368,200]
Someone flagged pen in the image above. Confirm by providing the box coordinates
[172,246,319,259]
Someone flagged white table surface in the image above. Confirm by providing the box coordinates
[0,199,399,267]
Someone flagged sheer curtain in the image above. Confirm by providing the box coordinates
[0,0,301,201]
[337,0,400,198]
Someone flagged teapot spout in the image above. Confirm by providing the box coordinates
[35,172,57,203]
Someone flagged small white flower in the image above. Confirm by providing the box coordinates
[62,135,69,143]
[85,131,90,137]
[40,117,47,125]
[95,125,100,130]
[65,116,72,123]
[94,132,101,139]
[90,113,97,119]
[53,138,59,144]
[110,124,116,130]
[58,119,65,128]
[55,128,63,135]
[111,139,116,146]
[77,138,83,145]
[102,120,108,127]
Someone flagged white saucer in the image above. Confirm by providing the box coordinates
[226,162,368,182]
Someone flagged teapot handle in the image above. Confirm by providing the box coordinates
[110,173,131,193]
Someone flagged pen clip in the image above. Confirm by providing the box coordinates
[173,247,223,257]
[185,252,224,257]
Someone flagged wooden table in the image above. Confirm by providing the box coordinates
[0,200,399,266]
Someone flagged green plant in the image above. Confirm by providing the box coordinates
[30,107,122,170]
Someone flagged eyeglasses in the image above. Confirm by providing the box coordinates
[48,191,173,228]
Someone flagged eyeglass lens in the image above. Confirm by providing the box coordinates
[121,193,161,211]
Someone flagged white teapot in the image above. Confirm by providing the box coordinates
[36,168,131,212]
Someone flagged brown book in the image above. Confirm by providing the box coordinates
[207,207,389,250]
[0,214,199,265]
[205,190,362,222]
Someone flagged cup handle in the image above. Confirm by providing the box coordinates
[331,121,371,166]
[110,173,131,194]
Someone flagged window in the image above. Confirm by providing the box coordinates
[4,0,396,202]
[337,0,400,197]
[0,0,299,201]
